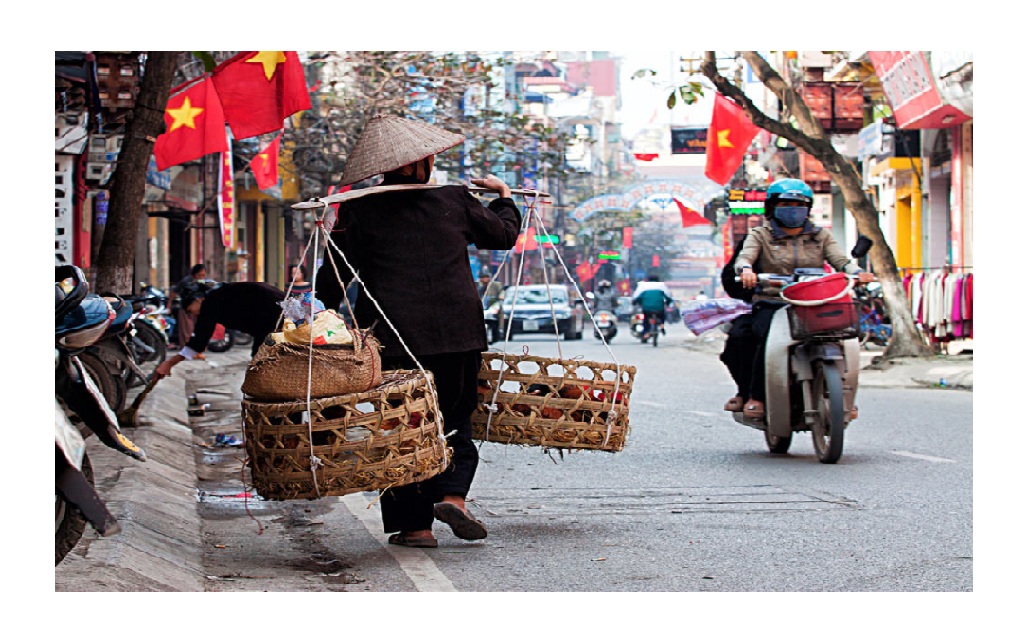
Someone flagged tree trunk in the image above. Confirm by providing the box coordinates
[93,52,179,295]
[701,51,933,358]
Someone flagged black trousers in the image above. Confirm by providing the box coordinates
[378,349,483,534]
[719,302,784,402]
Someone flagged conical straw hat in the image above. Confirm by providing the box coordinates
[338,114,466,187]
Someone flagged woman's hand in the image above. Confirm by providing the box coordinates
[471,174,511,198]
[857,272,877,285]
[740,269,758,289]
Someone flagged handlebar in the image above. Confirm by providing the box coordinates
[733,272,862,305]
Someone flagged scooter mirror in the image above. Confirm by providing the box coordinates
[851,235,873,259]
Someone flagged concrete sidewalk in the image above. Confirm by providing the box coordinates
[55,348,251,591]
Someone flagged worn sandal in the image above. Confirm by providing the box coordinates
[724,396,744,412]
[433,502,488,541]
[743,399,765,419]
[388,533,438,548]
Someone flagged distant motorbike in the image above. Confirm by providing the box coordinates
[56,265,147,565]
[629,309,664,346]
[593,310,617,342]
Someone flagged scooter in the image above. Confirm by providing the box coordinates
[732,270,862,463]
[56,265,147,565]
[593,310,618,342]
[629,309,664,346]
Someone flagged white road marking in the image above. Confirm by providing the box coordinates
[341,493,458,592]
[891,450,956,464]
[634,400,668,408]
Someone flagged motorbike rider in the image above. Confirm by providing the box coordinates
[593,279,617,313]
[720,178,875,419]
[631,275,673,338]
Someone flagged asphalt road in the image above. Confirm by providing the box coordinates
[56,324,975,605]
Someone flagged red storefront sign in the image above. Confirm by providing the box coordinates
[868,51,970,129]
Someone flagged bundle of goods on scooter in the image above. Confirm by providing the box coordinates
[471,352,636,452]
[242,369,450,501]
[241,293,383,402]
[679,298,751,335]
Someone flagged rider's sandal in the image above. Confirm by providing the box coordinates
[724,396,744,412]
[743,400,765,419]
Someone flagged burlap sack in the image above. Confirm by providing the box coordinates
[242,330,383,402]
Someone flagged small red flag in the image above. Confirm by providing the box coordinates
[249,134,281,190]
[674,198,713,227]
[212,51,311,140]
[633,153,659,162]
[705,93,759,185]
[575,261,598,285]
[153,78,227,171]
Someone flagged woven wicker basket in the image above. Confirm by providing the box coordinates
[242,370,450,501]
[241,330,382,402]
[471,353,636,452]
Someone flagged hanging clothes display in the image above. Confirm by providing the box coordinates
[900,268,973,344]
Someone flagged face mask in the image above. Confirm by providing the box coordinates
[774,205,809,228]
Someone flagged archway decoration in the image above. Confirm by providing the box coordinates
[569,180,720,222]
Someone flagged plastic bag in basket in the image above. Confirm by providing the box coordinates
[273,309,353,346]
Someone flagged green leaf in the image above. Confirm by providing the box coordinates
[192,51,216,73]
[667,90,677,109]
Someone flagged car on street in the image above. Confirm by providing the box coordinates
[484,284,585,342]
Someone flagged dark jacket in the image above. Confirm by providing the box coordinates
[316,185,521,357]
[186,282,284,354]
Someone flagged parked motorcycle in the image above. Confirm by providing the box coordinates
[855,281,891,348]
[56,265,147,565]
[731,270,864,463]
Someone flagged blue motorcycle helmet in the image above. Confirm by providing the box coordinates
[765,178,814,228]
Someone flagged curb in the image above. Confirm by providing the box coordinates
[55,371,206,591]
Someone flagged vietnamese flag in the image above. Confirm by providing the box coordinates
[153,78,227,171]
[674,197,713,227]
[250,133,281,190]
[705,93,759,186]
[212,51,311,140]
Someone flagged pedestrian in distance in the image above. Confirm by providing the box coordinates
[154,281,285,379]
[287,263,313,295]
[168,263,207,350]
[315,114,522,548]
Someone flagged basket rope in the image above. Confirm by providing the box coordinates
[311,200,450,450]
[481,193,625,448]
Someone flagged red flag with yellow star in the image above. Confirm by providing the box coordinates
[153,78,227,171]
[211,51,311,140]
[705,93,759,185]
[250,133,281,190]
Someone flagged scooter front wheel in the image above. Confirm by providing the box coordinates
[764,432,792,454]
[811,360,845,464]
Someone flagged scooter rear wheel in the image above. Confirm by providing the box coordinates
[811,360,845,464]
[78,351,127,413]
